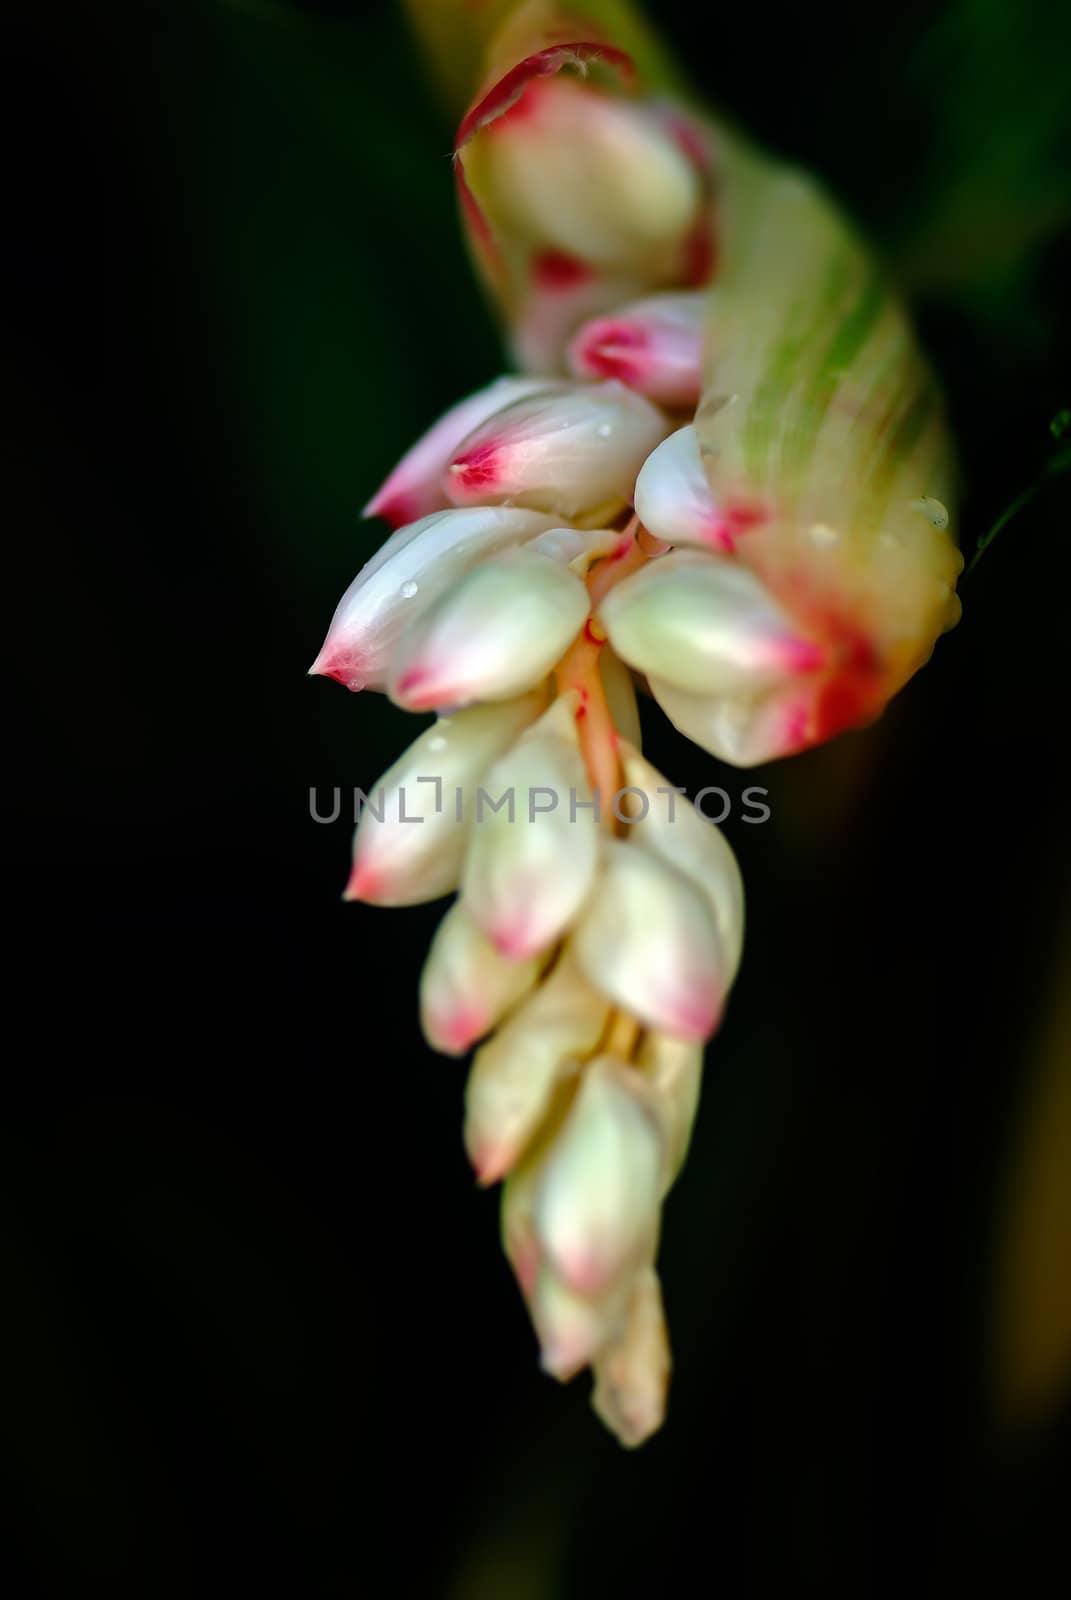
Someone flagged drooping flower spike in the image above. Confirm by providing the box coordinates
[309,0,963,1444]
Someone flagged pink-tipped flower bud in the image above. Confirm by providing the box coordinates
[619,744,745,975]
[532,1264,630,1382]
[419,901,542,1057]
[460,695,599,959]
[591,1266,671,1448]
[444,381,669,519]
[309,507,559,692]
[573,841,725,1041]
[647,673,810,769]
[476,77,701,274]
[632,424,732,552]
[567,292,705,408]
[344,692,547,906]
[387,548,589,710]
[464,955,610,1186]
[533,1055,663,1299]
[599,549,826,699]
[363,376,564,528]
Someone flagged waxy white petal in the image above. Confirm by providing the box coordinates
[534,1055,663,1298]
[600,549,825,698]
[387,548,589,710]
[619,744,745,974]
[464,955,610,1185]
[419,901,541,1057]
[309,507,560,691]
[591,1266,671,1448]
[480,77,701,273]
[444,381,669,518]
[344,692,547,906]
[461,695,599,958]
[363,376,563,528]
[567,292,705,408]
[633,424,726,552]
[573,840,725,1040]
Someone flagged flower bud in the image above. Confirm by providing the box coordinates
[475,77,701,274]
[647,673,808,768]
[634,1031,703,1194]
[573,840,725,1040]
[465,955,609,1185]
[363,376,563,528]
[532,1264,629,1382]
[444,381,669,519]
[599,549,826,698]
[591,1266,671,1448]
[344,692,547,905]
[387,548,590,710]
[419,901,541,1057]
[619,744,744,974]
[567,292,705,408]
[533,1055,663,1298]
[461,695,599,958]
[632,424,729,552]
[309,507,559,691]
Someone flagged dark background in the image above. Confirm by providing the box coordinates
[5,1,1070,1594]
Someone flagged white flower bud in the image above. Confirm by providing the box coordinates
[309,507,559,691]
[387,548,590,710]
[573,840,725,1040]
[460,695,599,958]
[419,901,541,1057]
[599,549,826,698]
[591,1267,671,1448]
[619,744,744,975]
[532,1264,629,1382]
[533,1055,663,1298]
[647,673,808,768]
[632,424,727,552]
[634,1031,703,1193]
[344,692,547,905]
[567,292,705,408]
[363,376,564,528]
[464,955,609,1185]
[444,381,669,519]
[478,76,701,273]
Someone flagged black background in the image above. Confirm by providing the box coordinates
[6,2,1071,1594]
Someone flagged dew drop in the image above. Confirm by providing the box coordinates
[596,422,613,438]
[808,522,839,548]
[428,735,448,752]
[347,676,366,692]
[400,580,419,599]
[910,497,949,530]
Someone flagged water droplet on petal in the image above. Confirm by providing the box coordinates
[909,497,949,530]
[808,522,839,547]
[597,422,613,438]
[401,580,419,599]
[428,734,448,752]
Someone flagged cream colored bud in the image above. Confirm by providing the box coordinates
[465,954,610,1185]
[600,550,826,698]
[635,1031,704,1193]
[309,506,559,692]
[460,695,599,959]
[344,692,547,906]
[444,380,669,519]
[533,1055,663,1298]
[573,841,726,1041]
[532,1264,629,1382]
[619,743,744,975]
[419,901,541,1057]
[591,1267,671,1448]
[388,548,589,711]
